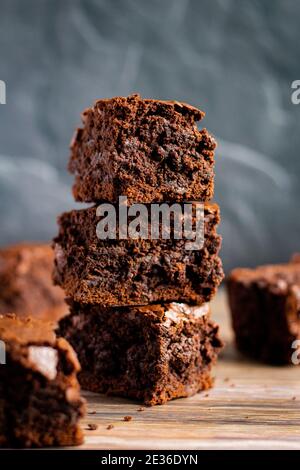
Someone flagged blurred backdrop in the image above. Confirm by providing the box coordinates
[0,0,299,271]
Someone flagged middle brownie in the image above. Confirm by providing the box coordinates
[53,203,223,306]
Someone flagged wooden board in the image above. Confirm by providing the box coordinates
[76,290,300,450]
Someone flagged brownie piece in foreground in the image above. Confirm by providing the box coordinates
[227,260,300,364]
[58,301,223,405]
[69,94,216,203]
[0,243,66,321]
[53,203,223,306]
[0,315,85,447]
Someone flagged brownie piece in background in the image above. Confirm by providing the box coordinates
[0,243,67,321]
[227,260,300,364]
[69,94,216,203]
[0,314,85,447]
[53,204,223,306]
[290,253,300,263]
[58,301,223,406]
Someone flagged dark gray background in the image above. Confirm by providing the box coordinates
[0,0,299,271]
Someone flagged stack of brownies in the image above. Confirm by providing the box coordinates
[54,94,224,405]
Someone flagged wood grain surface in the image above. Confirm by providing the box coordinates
[76,290,300,450]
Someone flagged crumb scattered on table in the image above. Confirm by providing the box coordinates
[86,423,98,431]
[137,407,145,412]
[88,411,96,415]
[123,416,132,422]
[107,424,114,430]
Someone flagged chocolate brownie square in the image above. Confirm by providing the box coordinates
[0,314,85,447]
[0,243,66,321]
[227,260,300,364]
[58,301,223,405]
[53,203,223,306]
[69,94,216,203]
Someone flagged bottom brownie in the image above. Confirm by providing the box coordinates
[58,301,223,406]
[0,315,85,447]
[227,260,300,364]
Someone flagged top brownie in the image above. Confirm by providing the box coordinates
[69,94,216,203]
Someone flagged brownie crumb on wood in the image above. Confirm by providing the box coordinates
[123,416,132,422]
[86,423,98,431]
